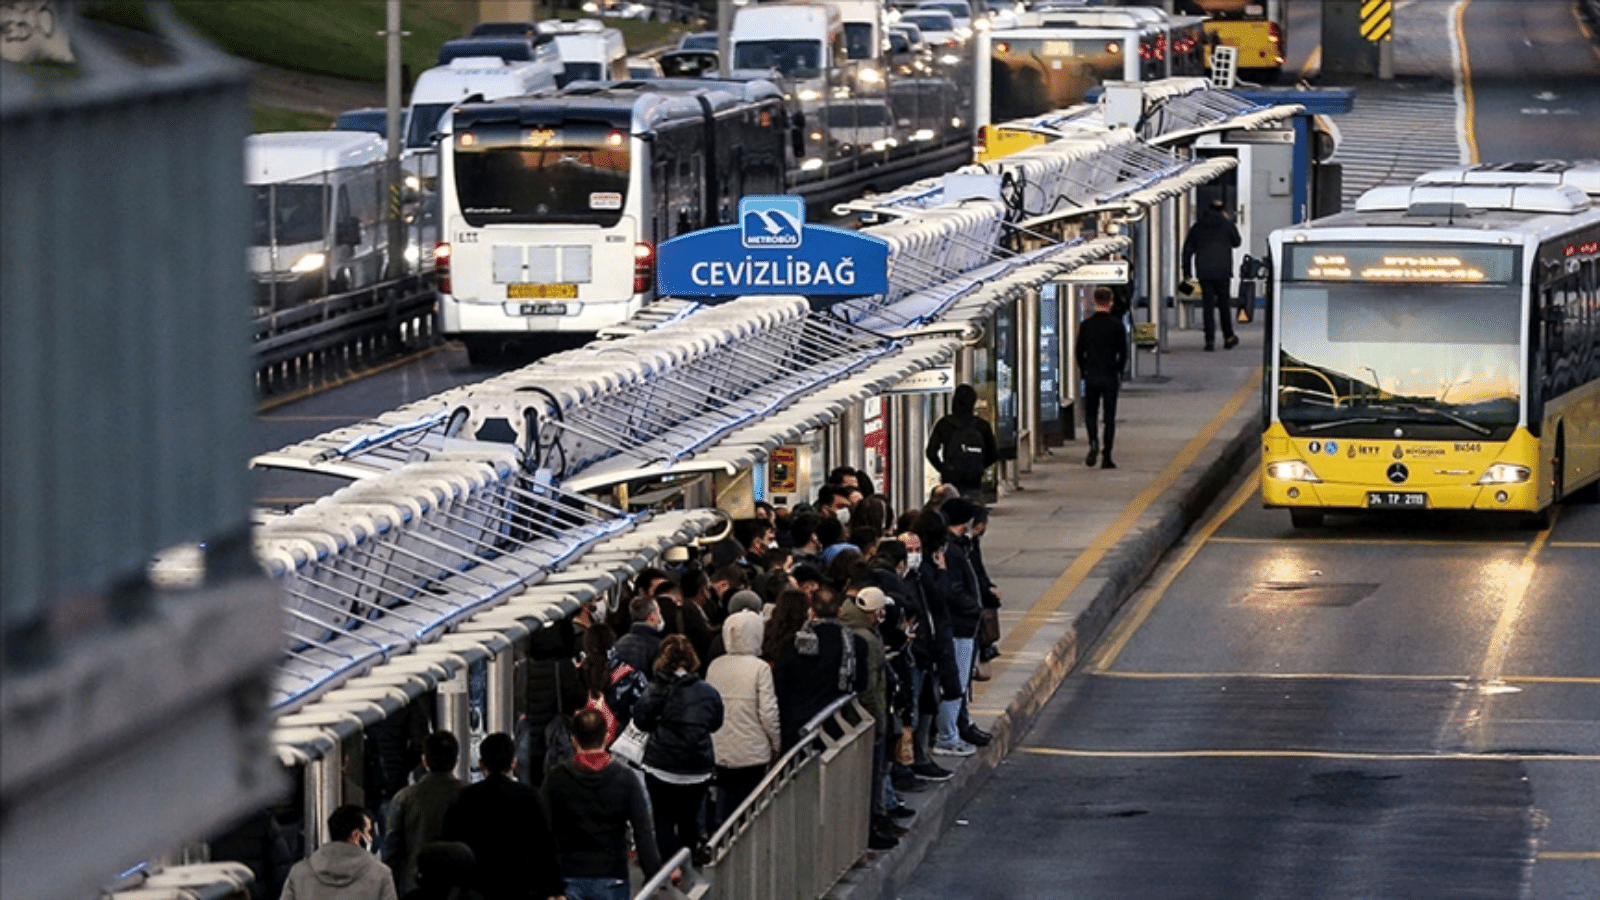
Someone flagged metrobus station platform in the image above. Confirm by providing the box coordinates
[830,322,1263,900]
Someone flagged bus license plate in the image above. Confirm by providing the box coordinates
[1366,491,1427,509]
[518,302,569,316]
[507,283,577,300]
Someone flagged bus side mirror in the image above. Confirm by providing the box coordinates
[336,216,362,247]
[791,111,807,158]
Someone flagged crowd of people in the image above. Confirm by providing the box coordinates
[286,464,1006,900]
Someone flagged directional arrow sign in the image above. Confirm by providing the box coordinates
[887,367,956,394]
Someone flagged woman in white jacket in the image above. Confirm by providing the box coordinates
[704,609,781,826]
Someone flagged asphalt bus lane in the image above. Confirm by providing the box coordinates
[898,459,1600,899]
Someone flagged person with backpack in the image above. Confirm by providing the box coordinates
[924,384,998,496]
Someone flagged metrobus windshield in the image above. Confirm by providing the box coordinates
[988,37,1125,122]
[1275,281,1524,440]
[451,121,629,227]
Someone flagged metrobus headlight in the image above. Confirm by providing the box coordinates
[1266,460,1321,482]
[290,252,326,274]
[1476,463,1531,485]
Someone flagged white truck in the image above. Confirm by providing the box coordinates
[405,56,563,154]
[245,131,388,309]
[537,18,628,84]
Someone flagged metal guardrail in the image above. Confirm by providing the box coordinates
[253,272,437,396]
[632,697,876,900]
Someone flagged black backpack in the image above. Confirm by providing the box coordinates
[942,417,987,484]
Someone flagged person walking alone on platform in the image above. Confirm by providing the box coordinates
[1077,287,1127,470]
[1181,198,1241,351]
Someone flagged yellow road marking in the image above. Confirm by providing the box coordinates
[1574,0,1600,66]
[1085,469,1259,673]
[983,368,1262,686]
[1457,0,1479,163]
[1300,46,1321,83]
[1017,746,1600,763]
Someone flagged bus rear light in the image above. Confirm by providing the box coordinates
[434,242,451,294]
[633,242,655,294]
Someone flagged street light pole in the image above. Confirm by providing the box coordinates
[384,0,406,279]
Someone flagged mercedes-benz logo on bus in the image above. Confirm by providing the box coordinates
[1386,463,1409,484]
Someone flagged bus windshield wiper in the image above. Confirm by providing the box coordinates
[1369,403,1492,436]
[1303,417,1380,432]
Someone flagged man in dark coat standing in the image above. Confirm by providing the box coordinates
[383,730,464,894]
[542,708,663,898]
[441,732,565,900]
[1076,287,1128,470]
[1181,198,1242,351]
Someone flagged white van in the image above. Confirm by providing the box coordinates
[404,55,562,152]
[245,131,387,308]
[537,19,628,84]
[731,2,853,102]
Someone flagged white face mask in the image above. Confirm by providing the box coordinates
[905,551,922,570]
[835,507,851,525]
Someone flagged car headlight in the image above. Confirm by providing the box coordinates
[290,252,327,274]
[1266,460,1321,482]
[798,89,821,102]
[1476,463,1531,485]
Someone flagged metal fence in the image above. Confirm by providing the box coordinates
[635,697,877,900]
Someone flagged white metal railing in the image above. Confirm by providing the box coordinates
[632,697,876,900]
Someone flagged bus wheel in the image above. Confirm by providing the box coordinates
[1289,509,1324,529]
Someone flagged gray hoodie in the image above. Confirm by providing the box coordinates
[705,610,782,768]
[282,841,398,900]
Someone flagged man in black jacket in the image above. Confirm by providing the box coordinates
[773,588,870,751]
[441,732,564,900]
[924,383,999,496]
[1181,198,1243,351]
[542,709,662,899]
[1076,287,1128,470]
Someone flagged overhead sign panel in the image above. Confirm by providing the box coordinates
[1056,261,1130,283]
[657,196,890,297]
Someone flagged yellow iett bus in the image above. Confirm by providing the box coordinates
[1263,162,1600,528]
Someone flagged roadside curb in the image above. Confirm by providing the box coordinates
[827,393,1262,900]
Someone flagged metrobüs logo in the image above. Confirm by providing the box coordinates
[741,196,803,249]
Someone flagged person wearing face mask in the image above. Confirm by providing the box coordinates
[612,597,666,676]
[282,805,398,900]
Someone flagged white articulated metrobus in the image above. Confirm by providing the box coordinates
[1263,162,1600,528]
[432,79,800,361]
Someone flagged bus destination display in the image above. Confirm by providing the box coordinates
[1287,244,1516,283]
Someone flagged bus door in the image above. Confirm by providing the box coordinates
[1193,131,1295,291]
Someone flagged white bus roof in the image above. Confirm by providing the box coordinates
[243,131,385,184]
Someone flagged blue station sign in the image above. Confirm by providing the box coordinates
[657,196,890,297]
